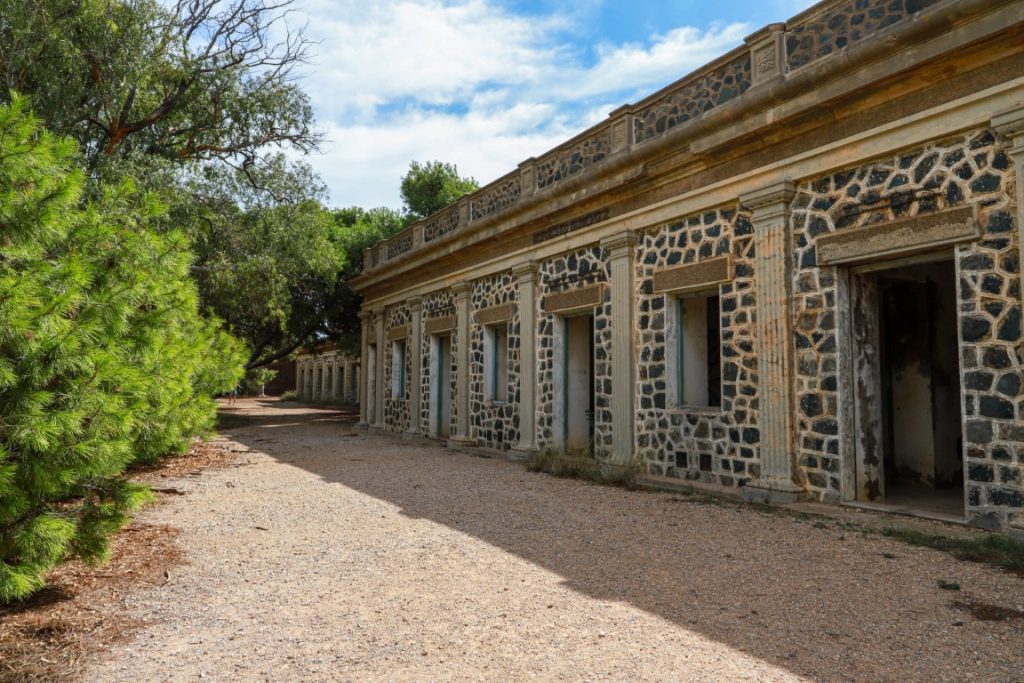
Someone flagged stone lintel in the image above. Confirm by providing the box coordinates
[653,256,732,294]
[816,205,979,266]
[451,281,473,299]
[424,316,456,335]
[543,284,605,314]
[477,303,515,326]
[387,325,409,341]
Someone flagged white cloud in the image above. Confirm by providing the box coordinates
[288,0,753,208]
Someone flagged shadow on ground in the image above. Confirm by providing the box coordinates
[223,399,1024,683]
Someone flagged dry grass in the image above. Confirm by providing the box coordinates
[0,439,234,683]
[526,448,640,487]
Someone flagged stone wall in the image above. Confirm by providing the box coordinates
[383,303,412,432]
[468,272,520,449]
[791,128,1022,519]
[633,208,761,487]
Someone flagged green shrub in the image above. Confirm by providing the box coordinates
[279,390,298,401]
[0,96,245,602]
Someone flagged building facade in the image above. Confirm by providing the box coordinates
[352,0,1024,531]
[295,348,360,403]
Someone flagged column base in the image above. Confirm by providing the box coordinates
[355,421,369,431]
[1008,515,1024,542]
[446,436,476,449]
[742,478,808,505]
[507,445,538,462]
[402,430,423,440]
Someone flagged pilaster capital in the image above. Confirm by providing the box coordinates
[357,309,370,321]
[740,180,796,222]
[407,296,423,311]
[600,230,637,259]
[992,103,1024,151]
[512,261,539,282]
[451,281,473,300]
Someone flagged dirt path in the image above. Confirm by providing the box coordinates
[86,398,1024,682]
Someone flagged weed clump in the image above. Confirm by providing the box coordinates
[526,449,639,487]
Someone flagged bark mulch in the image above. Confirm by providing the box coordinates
[0,439,235,683]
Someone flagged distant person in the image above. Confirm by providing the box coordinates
[228,386,239,406]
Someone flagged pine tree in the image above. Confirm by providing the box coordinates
[0,95,245,602]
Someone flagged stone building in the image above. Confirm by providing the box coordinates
[351,0,1024,531]
[295,346,360,403]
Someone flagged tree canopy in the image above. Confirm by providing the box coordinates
[0,0,318,174]
[400,160,478,220]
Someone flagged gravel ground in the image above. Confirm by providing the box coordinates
[86,398,1024,682]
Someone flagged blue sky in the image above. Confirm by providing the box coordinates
[288,0,817,209]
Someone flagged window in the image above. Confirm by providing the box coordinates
[391,339,406,398]
[483,323,509,402]
[669,292,722,408]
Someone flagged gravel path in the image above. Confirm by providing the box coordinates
[86,398,1024,682]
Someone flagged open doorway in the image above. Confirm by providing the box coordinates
[430,334,452,438]
[851,256,964,518]
[561,314,595,452]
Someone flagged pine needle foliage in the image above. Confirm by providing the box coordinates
[0,95,245,602]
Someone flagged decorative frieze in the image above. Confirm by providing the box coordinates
[532,208,611,245]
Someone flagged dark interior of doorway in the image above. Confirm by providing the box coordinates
[877,258,963,517]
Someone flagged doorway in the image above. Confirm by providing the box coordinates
[430,334,452,438]
[851,256,964,518]
[561,314,595,452]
